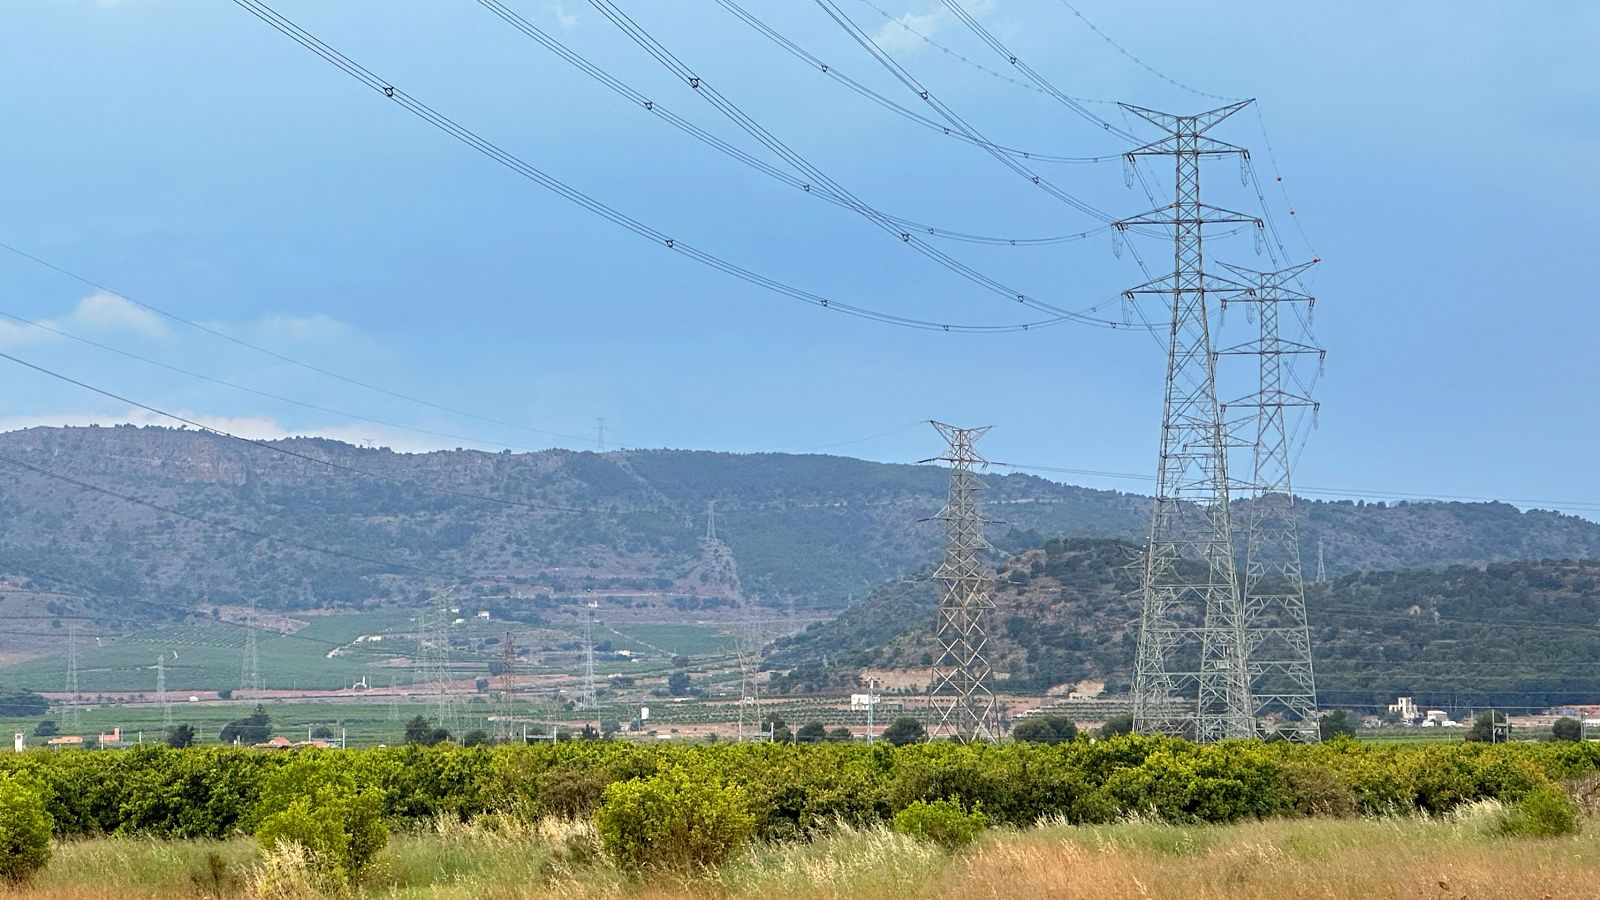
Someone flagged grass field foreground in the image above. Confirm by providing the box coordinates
[7,812,1598,899]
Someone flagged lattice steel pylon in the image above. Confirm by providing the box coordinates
[64,623,82,729]
[924,421,999,742]
[1119,101,1260,742]
[495,632,519,742]
[1220,260,1322,741]
[241,597,262,696]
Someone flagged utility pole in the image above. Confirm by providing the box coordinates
[64,624,82,730]
[1221,260,1323,741]
[924,421,999,742]
[1119,101,1260,742]
[241,597,261,697]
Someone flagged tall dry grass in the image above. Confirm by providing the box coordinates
[6,814,1597,900]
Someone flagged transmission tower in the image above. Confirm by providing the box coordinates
[427,588,460,730]
[241,597,262,696]
[595,417,608,452]
[1316,537,1327,583]
[495,632,519,742]
[705,500,717,542]
[1221,260,1323,741]
[924,421,999,742]
[152,652,171,728]
[64,624,82,729]
[1119,101,1259,742]
[580,601,599,719]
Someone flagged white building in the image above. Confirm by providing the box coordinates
[12,732,23,753]
[1388,696,1419,724]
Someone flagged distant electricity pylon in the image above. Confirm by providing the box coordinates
[241,597,262,696]
[1316,537,1327,583]
[424,588,460,730]
[495,632,519,742]
[1221,260,1323,741]
[595,417,608,452]
[155,652,173,728]
[580,600,599,721]
[1120,101,1260,742]
[64,623,82,729]
[924,421,999,742]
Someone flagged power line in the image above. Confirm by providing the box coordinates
[0,240,600,446]
[1050,0,1243,103]
[0,450,482,583]
[852,0,1118,106]
[583,0,1140,326]
[0,347,589,514]
[933,0,1139,140]
[712,0,1123,164]
[227,0,1114,333]
[0,308,561,456]
[472,0,1113,247]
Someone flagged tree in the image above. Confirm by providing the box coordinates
[0,775,52,883]
[219,705,272,745]
[461,729,490,747]
[1096,714,1135,739]
[882,717,927,746]
[31,721,57,738]
[0,691,48,718]
[762,716,792,743]
[165,723,196,749]
[1465,710,1508,743]
[1319,709,1358,741]
[795,722,828,743]
[826,726,854,742]
[1012,715,1078,745]
[1552,716,1582,742]
[667,671,692,696]
[310,726,335,740]
[403,715,450,746]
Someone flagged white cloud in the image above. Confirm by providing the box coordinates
[546,2,578,29]
[0,409,462,455]
[873,6,948,55]
[66,291,170,339]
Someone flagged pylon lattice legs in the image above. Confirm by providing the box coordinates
[927,422,999,742]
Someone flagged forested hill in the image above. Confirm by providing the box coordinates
[765,538,1600,710]
[0,425,1595,629]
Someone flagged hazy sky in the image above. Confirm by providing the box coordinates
[0,2,1596,516]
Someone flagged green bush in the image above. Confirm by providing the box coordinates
[252,758,387,885]
[595,766,755,871]
[1494,785,1579,838]
[891,798,986,848]
[1012,716,1078,744]
[0,775,53,883]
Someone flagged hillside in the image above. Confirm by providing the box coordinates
[0,425,1595,640]
[767,537,1600,710]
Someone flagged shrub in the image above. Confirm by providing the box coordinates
[1012,716,1077,744]
[1096,714,1134,739]
[0,775,53,883]
[253,759,387,885]
[882,717,927,746]
[891,798,986,848]
[1552,717,1582,742]
[1494,784,1579,838]
[596,766,755,871]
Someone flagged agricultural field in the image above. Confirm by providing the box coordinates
[0,738,1598,898]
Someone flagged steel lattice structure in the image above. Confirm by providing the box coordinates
[1221,261,1323,741]
[926,421,999,742]
[1120,101,1259,742]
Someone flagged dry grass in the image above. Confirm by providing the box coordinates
[5,815,1597,900]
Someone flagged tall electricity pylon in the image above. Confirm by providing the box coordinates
[1119,101,1259,742]
[241,597,262,696]
[1221,260,1322,741]
[424,588,460,730]
[925,421,999,742]
[1316,538,1327,583]
[580,600,599,718]
[64,624,82,729]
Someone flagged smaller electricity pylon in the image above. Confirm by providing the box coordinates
[924,421,999,742]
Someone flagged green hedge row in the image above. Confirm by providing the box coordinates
[2,736,1597,841]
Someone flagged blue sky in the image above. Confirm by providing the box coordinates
[0,1,1596,515]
